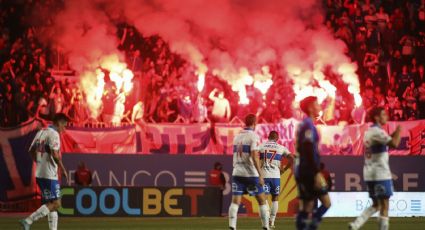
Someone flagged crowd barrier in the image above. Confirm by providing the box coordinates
[60,119,424,155]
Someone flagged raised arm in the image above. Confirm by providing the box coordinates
[208,88,218,101]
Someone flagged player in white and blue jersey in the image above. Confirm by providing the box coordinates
[295,96,331,230]
[259,131,293,228]
[20,113,69,230]
[349,107,401,230]
[228,114,270,230]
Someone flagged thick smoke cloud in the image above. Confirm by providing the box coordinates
[47,0,361,108]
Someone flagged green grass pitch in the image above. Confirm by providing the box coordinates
[1,216,425,229]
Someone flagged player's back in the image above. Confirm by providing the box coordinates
[295,117,320,178]
[31,126,60,180]
[363,125,392,181]
[232,128,260,177]
[260,141,289,179]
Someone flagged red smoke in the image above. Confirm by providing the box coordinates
[46,0,361,113]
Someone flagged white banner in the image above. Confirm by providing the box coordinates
[323,192,425,217]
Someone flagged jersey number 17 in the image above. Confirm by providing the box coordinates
[263,150,277,164]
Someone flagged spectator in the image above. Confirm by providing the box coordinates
[112,93,125,125]
[382,22,397,53]
[364,8,377,28]
[415,65,425,86]
[178,95,193,122]
[68,90,88,124]
[192,96,208,123]
[49,84,65,114]
[343,0,359,17]
[375,6,390,32]
[36,95,49,120]
[399,34,417,62]
[361,0,375,15]
[208,162,226,214]
[131,101,144,123]
[418,82,425,118]
[209,162,226,190]
[336,24,353,46]
[418,3,425,31]
[398,65,414,96]
[391,8,405,32]
[208,88,231,122]
[75,162,92,186]
[353,8,364,29]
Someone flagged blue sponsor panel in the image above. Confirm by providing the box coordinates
[62,154,425,214]
[63,155,425,192]
[320,156,425,192]
[63,154,235,214]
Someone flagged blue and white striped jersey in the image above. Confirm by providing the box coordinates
[363,125,392,181]
[232,128,261,177]
[259,141,291,179]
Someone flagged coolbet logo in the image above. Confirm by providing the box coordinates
[58,187,221,217]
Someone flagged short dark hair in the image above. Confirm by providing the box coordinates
[52,113,70,124]
[214,162,222,169]
[268,131,279,140]
[245,114,257,127]
[300,96,317,114]
[368,106,385,123]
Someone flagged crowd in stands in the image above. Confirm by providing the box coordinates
[1,0,424,128]
[325,0,425,122]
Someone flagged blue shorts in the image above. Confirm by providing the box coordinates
[36,178,61,203]
[232,176,264,196]
[264,178,281,195]
[366,180,394,199]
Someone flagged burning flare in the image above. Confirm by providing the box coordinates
[80,54,134,119]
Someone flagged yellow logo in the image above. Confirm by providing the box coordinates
[242,169,298,216]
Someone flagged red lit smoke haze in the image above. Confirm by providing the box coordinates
[46,0,362,116]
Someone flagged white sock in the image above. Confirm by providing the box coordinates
[270,201,278,226]
[259,204,270,229]
[48,211,58,230]
[379,216,389,230]
[25,204,50,225]
[352,206,377,229]
[229,203,239,229]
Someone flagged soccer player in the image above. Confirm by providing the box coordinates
[295,96,331,230]
[349,107,401,230]
[20,113,70,230]
[228,114,270,230]
[259,131,294,228]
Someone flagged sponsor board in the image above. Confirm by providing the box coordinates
[59,187,221,217]
[323,192,425,217]
[60,154,425,216]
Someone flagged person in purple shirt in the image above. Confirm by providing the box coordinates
[295,96,331,230]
